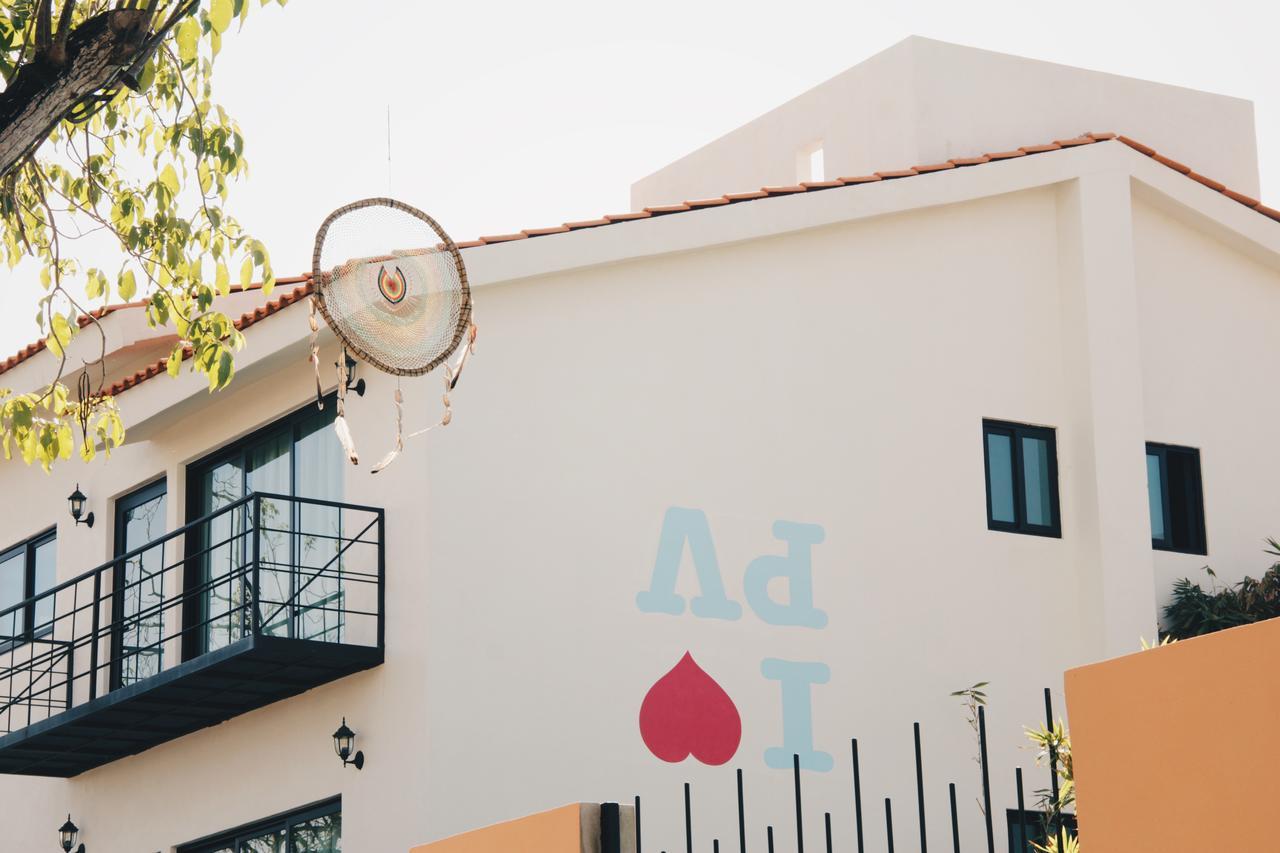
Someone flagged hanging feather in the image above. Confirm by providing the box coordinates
[333,353,359,464]
[334,415,359,465]
[371,384,405,474]
[309,296,324,410]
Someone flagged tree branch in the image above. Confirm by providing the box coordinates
[0,7,157,182]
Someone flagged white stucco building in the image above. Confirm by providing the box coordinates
[0,37,1275,853]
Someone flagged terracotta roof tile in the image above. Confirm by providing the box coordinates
[1187,172,1226,193]
[1116,135,1156,156]
[15,130,1279,402]
[1223,188,1260,208]
[1152,153,1191,174]
[1253,203,1280,222]
[102,281,315,398]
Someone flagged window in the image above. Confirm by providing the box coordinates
[1146,442,1206,554]
[185,396,344,658]
[0,529,56,642]
[179,798,340,853]
[983,420,1061,537]
[112,479,167,688]
[1006,809,1077,852]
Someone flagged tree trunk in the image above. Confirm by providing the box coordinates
[0,9,151,181]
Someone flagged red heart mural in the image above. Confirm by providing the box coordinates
[639,652,742,765]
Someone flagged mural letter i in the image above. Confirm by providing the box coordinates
[761,658,833,771]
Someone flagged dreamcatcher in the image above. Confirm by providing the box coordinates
[310,198,477,473]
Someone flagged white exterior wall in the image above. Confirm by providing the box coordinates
[632,37,1259,209]
[0,140,1277,853]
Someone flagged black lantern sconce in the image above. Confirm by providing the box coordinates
[58,814,85,852]
[67,485,94,528]
[332,717,364,770]
[338,352,365,397]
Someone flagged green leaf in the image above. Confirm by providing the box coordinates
[240,255,253,288]
[210,0,234,34]
[176,18,200,65]
[215,261,230,297]
[118,269,137,301]
[159,164,180,197]
[166,344,184,377]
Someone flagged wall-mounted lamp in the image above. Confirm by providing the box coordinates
[67,486,94,528]
[332,718,365,770]
[58,814,85,852]
[338,352,366,397]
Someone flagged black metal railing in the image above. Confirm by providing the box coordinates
[630,687,1077,853]
[0,492,384,736]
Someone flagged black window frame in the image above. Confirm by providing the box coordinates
[177,796,340,853]
[0,527,57,647]
[1005,809,1077,853]
[1146,442,1207,555]
[982,419,1062,538]
[109,477,168,690]
[182,393,340,661]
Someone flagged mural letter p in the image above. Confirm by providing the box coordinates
[743,521,827,628]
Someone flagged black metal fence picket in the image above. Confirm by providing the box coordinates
[630,687,1076,853]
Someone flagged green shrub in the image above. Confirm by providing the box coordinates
[1163,542,1280,640]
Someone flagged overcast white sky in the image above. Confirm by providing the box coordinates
[2,0,1277,356]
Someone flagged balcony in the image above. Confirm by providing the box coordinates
[0,493,384,777]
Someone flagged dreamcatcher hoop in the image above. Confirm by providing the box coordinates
[309,197,478,472]
[311,197,472,375]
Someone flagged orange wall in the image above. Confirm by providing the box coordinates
[410,804,587,853]
[1065,618,1280,852]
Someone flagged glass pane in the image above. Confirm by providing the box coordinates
[292,812,341,852]
[119,491,167,685]
[241,829,285,853]
[0,550,24,639]
[249,431,293,638]
[295,410,343,642]
[31,538,56,635]
[203,459,246,652]
[1146,453,1165,542]
[1022,436,1053,527]
[986,432,1016,524]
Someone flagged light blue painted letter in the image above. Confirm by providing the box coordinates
[761,658,833,771]
[636,507,742,620]
[743,521,827,627]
